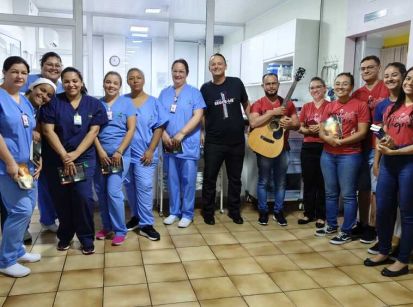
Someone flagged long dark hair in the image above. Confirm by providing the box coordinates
[61,67,87,94]
[387,66,413,118]
[2,56,30,73]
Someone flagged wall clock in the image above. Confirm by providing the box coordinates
[109,55,120,67]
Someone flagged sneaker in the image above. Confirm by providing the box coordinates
[139,225,160,241]
[0,263,31,277]
[258,212,269,225]
[57,241,71,251]
[178,218,192,228]
[360,225,377,244]
[126,216,139,231]
[298,217,314,224]
[42,223,58,233]
[330,232,352,245]
[273,211,287,226]
[163,215,179,225]
[82,245,95,255]
[96,229,110,240]
[367,242,380,255]
[17,252,41,263]
[351,222,363,239]
[111,235,126,246]
[315,225,338,237]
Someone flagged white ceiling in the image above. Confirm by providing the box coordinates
[32,0,286,41]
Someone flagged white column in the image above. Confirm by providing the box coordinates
[86,13,94,94]
[204,0,215,82]
[73,0,83,71]
[168,21,174,84]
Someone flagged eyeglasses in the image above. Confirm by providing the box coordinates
[360,65,378,72]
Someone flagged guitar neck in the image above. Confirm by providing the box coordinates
[282,79,299,107]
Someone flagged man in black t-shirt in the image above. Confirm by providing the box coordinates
[200,53,250,225]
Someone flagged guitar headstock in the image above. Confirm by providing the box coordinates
[294,67,306,81]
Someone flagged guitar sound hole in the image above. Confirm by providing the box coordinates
[260,135,275,144]
[269,120,279,130]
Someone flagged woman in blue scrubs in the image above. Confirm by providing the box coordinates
[0,56,41,277]
[40,67,107,255]
[94,71,136,246]
[159,59,205,228]
[124,68,168,241]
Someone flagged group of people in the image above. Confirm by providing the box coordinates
[0,50,412,279]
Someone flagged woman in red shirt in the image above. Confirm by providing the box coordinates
[298,77,328,228]
[316,73,370,245]
[364,67,413,277]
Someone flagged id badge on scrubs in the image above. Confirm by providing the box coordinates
[74,113,82,126]
[170,103,177,113]
[107,111,113,120]
[21,114,29,127]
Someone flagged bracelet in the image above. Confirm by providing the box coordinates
[115,150,123,155]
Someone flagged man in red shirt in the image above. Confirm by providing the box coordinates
[249,73,300,226]
[352,55,389,244]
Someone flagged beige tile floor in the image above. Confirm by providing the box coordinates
[1,204,413,307]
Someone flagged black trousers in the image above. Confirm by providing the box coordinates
[45,165,95,248]
[202,142,245,217]
[300,142,325,220]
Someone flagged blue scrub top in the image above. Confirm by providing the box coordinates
[39,93,108,168]
[125,94,168,164]
[98,95,136,157]
[0,88,35,175]
[158,84,206,160]
[21,74,64,94]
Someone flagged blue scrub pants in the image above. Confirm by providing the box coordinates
[37,172,57,226]
[165,156,198,220]
[376,155,413,264]
[94,157,130,236]
[256,150,289,214]
[320,152,362,234]
[124,162,157,227]
[0,175,35,268]
[46,165,96,248]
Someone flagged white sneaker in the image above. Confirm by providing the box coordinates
[0,263,31,277]
[178,218,192,228]
[17,252,41,263]
[42,223,58,233]
[163,215,179,225]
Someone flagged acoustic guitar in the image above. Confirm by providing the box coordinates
[248,67,306,158]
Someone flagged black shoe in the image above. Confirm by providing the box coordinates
[315,225,338,237]
[203,215,215,225]
[126,216,139,231]
[367,242,380,255]
[330,232,352,245]
[351,222,363,239]
[57,241,71,251]
[258,212,269,225]
[82,245,95,255]
[139,225,160,241]
[228,212,244,224]
[298,217,314,225]
[360,225,377,244]
[364,257,394,267]
[273,211,287,226]
[381,265,409,277]
[389,245,400,261]
[315,222,325,229]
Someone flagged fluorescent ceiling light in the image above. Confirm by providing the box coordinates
[145,8,161,14]
[132,33,148,37]
[126,50,136,53]
[130,26,148,32]
[132,40,143,43]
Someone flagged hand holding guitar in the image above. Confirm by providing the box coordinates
[271,106,286,116]
[279,116,294,129]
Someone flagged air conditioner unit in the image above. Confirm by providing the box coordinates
[214,35,224,45]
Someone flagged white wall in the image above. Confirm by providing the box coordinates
[151,38,169,97]
[175,41,199,88]
[92,36,104,97]
[103,34,126,93]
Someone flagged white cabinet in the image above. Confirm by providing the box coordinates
[262,20,296,61]
[241,35,263,85]
[262,28,278,60]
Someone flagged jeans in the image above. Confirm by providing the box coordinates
[256,150,289,214]
[376,155,413,264]
[301,143,325,220]
[320,151,362,234]
[202,142,244,217]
